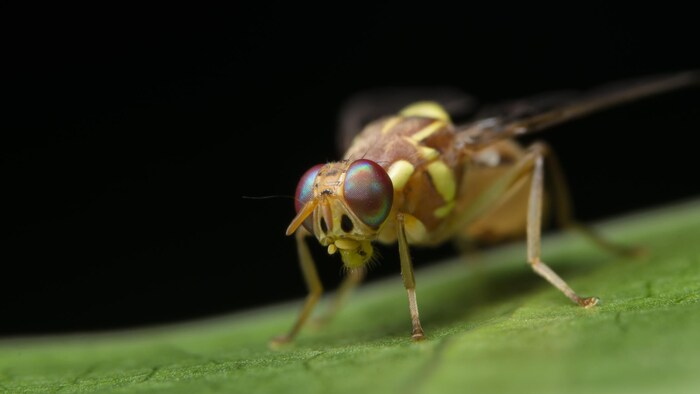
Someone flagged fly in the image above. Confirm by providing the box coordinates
[274,71,699,344]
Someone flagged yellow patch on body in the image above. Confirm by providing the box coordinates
[381,117,403,134]
[425,160,456,202]
[387,160,415,190]
[399,101,452,122]
[400,136,440,161]
[410,120,445,142]
[418,146,440,161]
[433,201,455,219]
[403,213,428,243]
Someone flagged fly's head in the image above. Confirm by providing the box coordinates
[287,159,394,268]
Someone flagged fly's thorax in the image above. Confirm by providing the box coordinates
[343,105,463,241]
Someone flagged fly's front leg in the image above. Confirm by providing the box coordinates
[271,230,323,346]
[527,144,599,308]
[397,213,425,340]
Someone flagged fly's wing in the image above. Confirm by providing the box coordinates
[337,87,475,154]
[456,70,699,149]
[472,90,579,121]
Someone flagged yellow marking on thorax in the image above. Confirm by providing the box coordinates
[418,146,439,161]
[426,160,456,202]
[381,116,403,134]
[410,120,445,142]
[433,201,455,219]
[401,136,440,161]
[403,213,428,243]
[400,101,452,123]
[387,160,415,190]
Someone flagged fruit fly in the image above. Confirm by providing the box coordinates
[275,71,698,344]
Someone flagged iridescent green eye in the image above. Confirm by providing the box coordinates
[294,164,323,232]
[343,159,393,229]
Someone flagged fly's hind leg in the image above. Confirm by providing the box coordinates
[527,143,599,308]
[442,141,597,307]
[310,267,365,328]
[544,147,642,257]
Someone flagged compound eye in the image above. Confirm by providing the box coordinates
[343,159,393,229]
[294,164,323,232]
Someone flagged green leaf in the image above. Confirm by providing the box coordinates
[2,201,700,394]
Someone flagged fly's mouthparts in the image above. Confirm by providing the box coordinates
[327,244,338,255]
[326,239,359,255]
[333,238,360,251]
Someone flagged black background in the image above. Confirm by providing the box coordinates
[3,6,699,335]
